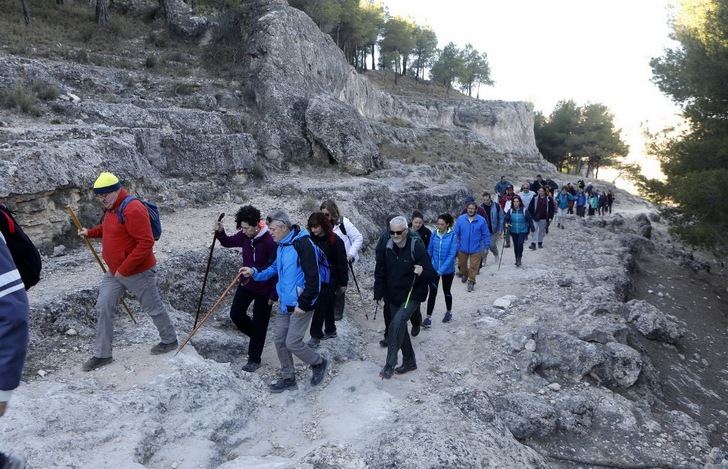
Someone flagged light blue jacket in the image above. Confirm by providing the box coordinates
[556,192,576,209]
[454,214,491,254]
[428,228,458,276]
[253,226,320,313]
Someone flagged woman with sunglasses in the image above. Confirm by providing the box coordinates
[214,205,277,372]
[306,212,348,348]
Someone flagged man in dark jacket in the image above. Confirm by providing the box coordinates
[242,210,328,393]
[0,233,29,468]
[530,174,548,193]
[527,187,556,249]
[374,216,436,379]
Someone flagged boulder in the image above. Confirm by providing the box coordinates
[634,213,652,239]
[493,392,557,439]
[305,95,381,175]
[493,295,518,310]
[621,299,686,344]
[590,342,643,388]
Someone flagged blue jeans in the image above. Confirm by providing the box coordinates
[386,301,420,368]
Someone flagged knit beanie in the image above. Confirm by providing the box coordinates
[93,172,122,195]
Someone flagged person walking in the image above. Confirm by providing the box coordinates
[555,187,575,229]
[454,202,490,292]
[460,195,486,218]
[214,205,277,373]
[0,232,30,468]
[606,190,615,214]
[479,192,504,264]
[527,187,555,250]
[576,188,587,218]
[424,213,458,326]
[241,211,328,393]
[319,200,363,321]
[410,211,431,249]
[374,216,436,379]
[78,172,178,372]
[566,183,577,214]
[306,212,348,348]
[504,196,534,267]
[588,191,599,217]
[494,176,511,197]
[517,183,536,214]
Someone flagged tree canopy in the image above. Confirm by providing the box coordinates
[534,100,628,178]
[647,0,728,250]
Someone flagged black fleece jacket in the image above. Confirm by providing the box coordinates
[374,234,435,306]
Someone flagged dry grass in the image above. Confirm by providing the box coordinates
[364,70,471,101]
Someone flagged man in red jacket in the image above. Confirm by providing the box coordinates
[78,172,177,372]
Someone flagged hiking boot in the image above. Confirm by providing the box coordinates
[311,358,328,386]
[529,243,536,250]
[334,311,343,321]
[0,452,26,469]
[324,331,337,339]
[379,365,394,379]
[422,317,432,328]
[242,361,261,373]
[467,281,475,292]
[307,337,321,348]
[82,356,113,372]
[379,339,388,348]
[411,322,421,337]
[394,363,417,375]
[151,340,178,355]
[460,275,467,283]
[516,257,522,267]
[442,311,453,323]
[538,242,543,248]
[269,377,297,393]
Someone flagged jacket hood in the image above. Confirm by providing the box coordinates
[279,225,310,246]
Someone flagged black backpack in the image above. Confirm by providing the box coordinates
[0,205,42,289]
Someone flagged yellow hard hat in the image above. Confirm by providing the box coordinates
[93,172,121,194]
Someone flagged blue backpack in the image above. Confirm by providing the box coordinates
[309,238,331,285]
[117,196,162,241]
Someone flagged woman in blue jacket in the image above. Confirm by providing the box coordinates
[424,213,458,326]
[504,196,534,267]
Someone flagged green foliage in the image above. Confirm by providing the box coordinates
[145,55,158,68]
[457,43,493,97]
[534,100,628,177]
[649,0,728,250]
[429,42,464,92]
[379,16,416,78]
[0,84,42,117]
[411,26,437,80]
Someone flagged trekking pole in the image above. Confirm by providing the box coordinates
[348,261,362,295]
[194,213,225,328]
[497,230,508,271]
[66,206,137,324]
[403,275,417,309]
[372,301,379,321]
[177,272,241,355]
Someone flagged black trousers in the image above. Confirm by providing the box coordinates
[310,283,336,339]
[229,285,272,364]
[386,301,419,368]
[511,232,527,259]
[384,301,421,339]
[426,274,454,315]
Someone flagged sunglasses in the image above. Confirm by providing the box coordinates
[389,229,405,236]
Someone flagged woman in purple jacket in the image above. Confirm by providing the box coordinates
[215,205,277,372]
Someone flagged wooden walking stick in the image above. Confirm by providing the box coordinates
[176,272,241,355]
[194,213,225,328]
[66,206,137,324]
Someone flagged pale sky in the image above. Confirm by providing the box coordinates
[382,0,683,183]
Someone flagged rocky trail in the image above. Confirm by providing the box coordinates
[2,189,727,468]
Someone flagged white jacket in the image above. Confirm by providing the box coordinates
[333,216,363,261]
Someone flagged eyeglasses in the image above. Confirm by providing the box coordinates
[389,229,405,236]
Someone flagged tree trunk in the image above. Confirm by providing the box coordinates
[20,0,32,25]
[371,44,375,70]
[401,55,407,76]
[95,0,109,26]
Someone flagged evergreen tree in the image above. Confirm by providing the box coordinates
[379,16,416,82]
[429,42,464,94]
[412,26,437,80]
[457,44,493,97]
[649,0,728,249]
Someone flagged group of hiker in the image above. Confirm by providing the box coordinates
[0,169,619,452]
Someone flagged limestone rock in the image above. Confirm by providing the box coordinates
[621,299,686,344]
[493,295,518,310]
[494,392,557,439]
[305,95,380,175]
[590,342,642,388]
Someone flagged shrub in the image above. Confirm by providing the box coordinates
[76,50,90,64]
[145,55,158,69]
[0,85,41,117]
[249,162,265,180]
[173,82,196,96]
[300,196,319,214]
[32,81,60,101]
